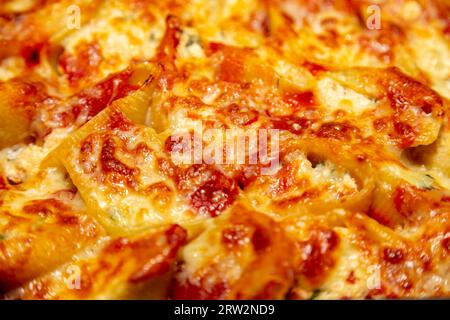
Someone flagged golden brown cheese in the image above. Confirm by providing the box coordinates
[170,204,297,299]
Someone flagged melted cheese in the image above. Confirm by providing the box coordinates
[0,0,449,300]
